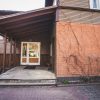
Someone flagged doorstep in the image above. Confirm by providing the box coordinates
[0,79,57,86]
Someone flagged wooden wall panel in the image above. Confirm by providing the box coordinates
[29,58,39,63]
[0,54,20,69]
[59,9,100,24]
[60,0,90,9]
[22,58,27,63]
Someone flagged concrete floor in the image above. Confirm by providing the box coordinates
[0,66,56,80]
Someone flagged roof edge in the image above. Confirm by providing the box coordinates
[0,6,57,20]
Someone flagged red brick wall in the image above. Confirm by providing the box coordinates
[56,21,100,77]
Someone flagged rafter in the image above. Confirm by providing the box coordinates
[0,8,56,25]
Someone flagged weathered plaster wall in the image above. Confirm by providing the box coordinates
[56,21,100,77]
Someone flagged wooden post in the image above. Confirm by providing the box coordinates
[3,34,7,72]
[13,40,16,67]
[9,38,12,68]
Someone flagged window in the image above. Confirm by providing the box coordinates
[53,0,57,6]
[90,0,100,9]
[0,35,3,40]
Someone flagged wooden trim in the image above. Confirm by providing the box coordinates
[5,16,54,30]
[13,40,16,67]
[59,6,100,12]
[21,42,41,65]
[0,6,57,20]
[0,7,57,25]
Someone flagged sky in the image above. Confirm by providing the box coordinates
[0,0,45,11]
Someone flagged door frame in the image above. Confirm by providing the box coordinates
[21,42,40,65]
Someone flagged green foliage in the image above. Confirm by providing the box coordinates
[63,80,69,84]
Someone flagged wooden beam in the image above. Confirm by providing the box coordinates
[4,14,54,30]
[2,33,7,72]
[7,22,53,34]
[13,41,16,67]
[11,26,52,36]
[18,30,50,40]
[0,9,56,25]
[12,27,52,38]
[0,6,56,20]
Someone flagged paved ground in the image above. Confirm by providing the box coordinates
[0,84,100,100]
[0,66,56,79]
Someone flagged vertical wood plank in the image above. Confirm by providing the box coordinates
[9,38,13,68]
[14,40,16,67]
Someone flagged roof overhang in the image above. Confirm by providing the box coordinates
[0,10,22,16]
[0,6,57,41]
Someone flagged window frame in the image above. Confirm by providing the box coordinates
[90,0,100,9]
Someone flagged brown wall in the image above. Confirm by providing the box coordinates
[0,32,52,68]
[59,9,100,24]
[59,0,90,9]
[56,21,100,77]
[0,54,20,69]
[0,39,19,54]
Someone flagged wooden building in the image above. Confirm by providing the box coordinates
[0,0,100,80]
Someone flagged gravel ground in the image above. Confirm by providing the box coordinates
[0,84,100,100]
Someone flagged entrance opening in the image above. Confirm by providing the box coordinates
[0,30,56,81]
[19,27,56,73]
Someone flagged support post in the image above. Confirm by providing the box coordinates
[13,40,16,67]
[3,34,7,72]
[9,38,12,68]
